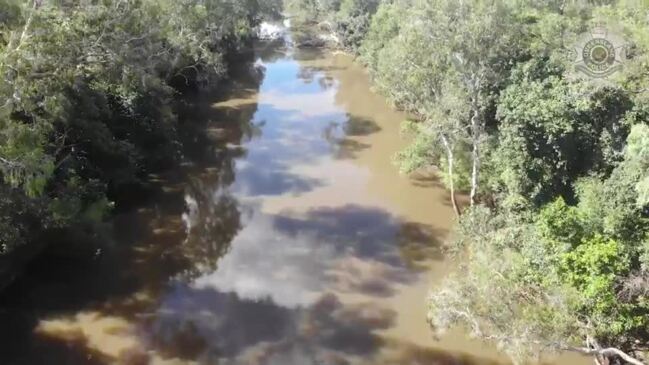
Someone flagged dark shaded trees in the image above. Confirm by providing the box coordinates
[0,0,279,254]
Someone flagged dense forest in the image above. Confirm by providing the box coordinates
[1,0,649,364]
[285,0,649,364]
[0,0,280,255]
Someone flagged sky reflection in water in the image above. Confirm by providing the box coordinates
[148,47,455,364]
[0,42,503,365]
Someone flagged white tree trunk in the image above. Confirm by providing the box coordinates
[567,346,646,365]
[13,0,40,52]
[441,134,460,218]
[469,108,480,206]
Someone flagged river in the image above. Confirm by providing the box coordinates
[0,36,586,364]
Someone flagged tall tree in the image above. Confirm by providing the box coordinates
[439,0,524,206]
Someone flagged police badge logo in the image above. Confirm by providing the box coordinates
[573,25,627,79]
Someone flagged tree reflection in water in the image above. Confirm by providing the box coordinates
[0,39,267,365]
[137,41,497,365]
[0,39,504,365]
[179,181,241,279]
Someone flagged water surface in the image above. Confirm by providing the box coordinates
[0,39,585,365]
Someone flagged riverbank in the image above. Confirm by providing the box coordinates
[0,32,510,364]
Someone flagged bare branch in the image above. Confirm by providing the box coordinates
[566,347,646,365]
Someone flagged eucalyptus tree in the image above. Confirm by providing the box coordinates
[362,0,525,208]
[436,0,524,206]
[366,1,471,216]
[429,124,649,364]
[357,0,404,72]
[397,80,470,217]
[626,123,649,207]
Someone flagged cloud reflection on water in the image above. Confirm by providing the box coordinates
[151,49,446,364]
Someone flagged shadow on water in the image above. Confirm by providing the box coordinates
[324,115,382,138]
[0,40,265,365]
[179,204,446,310]
[272,204,444,269]
[139,288,507,365]
[142,290,396,364]
[0,154,244,365]
[331,138,372,160]
[323,114,381,160]
[342,115,382,137]
[0,39,504,365]
[270,207,442,297]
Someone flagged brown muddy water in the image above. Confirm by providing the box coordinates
[0,40,588,365]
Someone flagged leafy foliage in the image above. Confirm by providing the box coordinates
[0,0,278,253]
[430,152,649,361]
[495,77,632,206]
[281,0,649,362]
[285,0,380,52]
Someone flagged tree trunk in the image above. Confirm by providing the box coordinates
[15,0,40,51]
[4,1,34,57]
[466,75,483,207]
[441,134,460,218]
[567,347,645,365]
[469,108,480,206]
[569,336,644,365]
